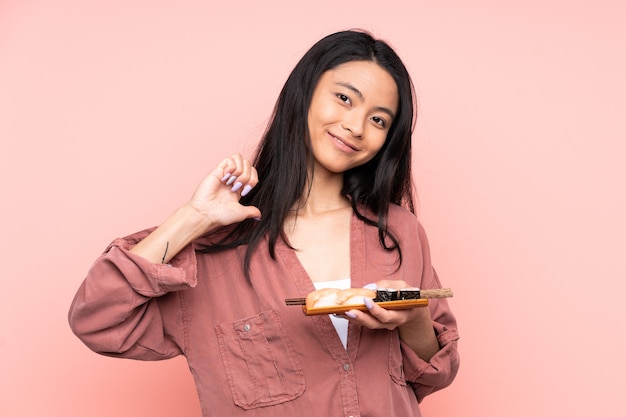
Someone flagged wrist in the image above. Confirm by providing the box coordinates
[397,308,439,361]
[176,203,220,238]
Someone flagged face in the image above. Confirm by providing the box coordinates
[307,60,399,176]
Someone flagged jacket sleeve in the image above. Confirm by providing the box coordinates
[68,229,198,360]
[401,222,461,402]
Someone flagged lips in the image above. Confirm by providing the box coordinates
[329,132,359,152]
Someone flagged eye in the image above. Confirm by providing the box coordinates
[337,93,351,105]
[371,116,387,128]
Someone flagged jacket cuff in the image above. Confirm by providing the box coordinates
[401,321,460,387]
[105,236,198,296]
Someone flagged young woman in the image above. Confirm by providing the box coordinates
[69,30,459,417]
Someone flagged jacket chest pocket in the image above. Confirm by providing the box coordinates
[215,309,305,410]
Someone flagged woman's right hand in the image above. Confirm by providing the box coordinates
[129,154,261,264]
[186,154,261,231]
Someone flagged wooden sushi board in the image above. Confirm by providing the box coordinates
[299,298,429,316]
[286,288,452,316]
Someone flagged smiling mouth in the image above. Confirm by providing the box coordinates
[329,133,358,151]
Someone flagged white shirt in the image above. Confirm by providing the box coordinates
[313,278,350,349]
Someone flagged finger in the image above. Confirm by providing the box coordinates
[362,297,392,321]
[358,298,407,330]
[229,158,253,192]
[217,155,241,182]
[375,279,411,290]
[232,154,248,176]
[239,165,259,197]
[228,161,260,197]
[343,308,393,330]
[242,205,262,220]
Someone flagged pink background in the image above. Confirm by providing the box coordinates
[1,0,625,416]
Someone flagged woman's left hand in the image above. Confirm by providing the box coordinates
[343,280,430,330]
[343,280,440,361]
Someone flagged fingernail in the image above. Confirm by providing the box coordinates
[253,217,262,222]
[226,175,237,185]
[221,173,232,182]
[345,311,357,319]
[231,182,243,192]
[363,297,374,310]
[241,184,253,196]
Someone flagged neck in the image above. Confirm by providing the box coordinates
[294,167,350,216]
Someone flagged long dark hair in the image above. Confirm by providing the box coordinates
[199,30,417,277]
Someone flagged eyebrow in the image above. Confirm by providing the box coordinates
[335,82,396,120]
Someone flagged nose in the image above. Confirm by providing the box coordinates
[341,111,365,138]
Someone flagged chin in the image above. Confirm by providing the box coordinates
[315,161,350,176]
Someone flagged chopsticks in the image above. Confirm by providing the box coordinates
[285,288,453,306]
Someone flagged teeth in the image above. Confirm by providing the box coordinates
[330,133,356,151]
[335,136,352,149]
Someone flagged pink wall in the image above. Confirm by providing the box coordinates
[1,0,625,416]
